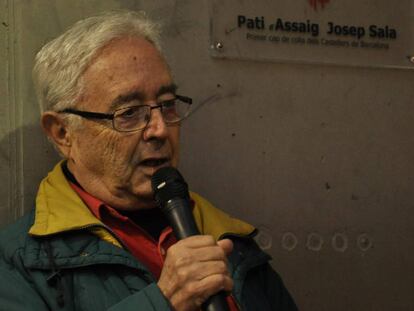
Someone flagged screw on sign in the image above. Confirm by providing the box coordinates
[309,0,330,10]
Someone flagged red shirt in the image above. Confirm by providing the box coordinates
[70,182,239,310]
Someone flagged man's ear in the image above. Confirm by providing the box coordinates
[41,112,72,157]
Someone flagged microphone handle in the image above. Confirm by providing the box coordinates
[162,198,230,311]
[202,292,231,311]
[162,198,200,239]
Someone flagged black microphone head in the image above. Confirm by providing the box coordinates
[151,167,190,207]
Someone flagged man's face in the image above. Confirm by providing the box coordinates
[67,36,180,210]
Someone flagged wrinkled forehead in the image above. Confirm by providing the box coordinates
[88,36,170,75]
[79,36,174,111]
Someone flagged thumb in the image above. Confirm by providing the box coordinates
[217,239,233,255]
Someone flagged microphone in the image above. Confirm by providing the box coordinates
[151,167,230,311]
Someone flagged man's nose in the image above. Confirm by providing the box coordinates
[142,106,168,140]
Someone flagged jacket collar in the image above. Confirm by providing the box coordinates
[29,162,256,240]
[29,161,102,236]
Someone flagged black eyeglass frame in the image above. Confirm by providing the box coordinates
[58,94,192,132]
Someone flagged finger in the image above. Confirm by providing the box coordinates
[181,260,230,282]
[176,235,216,248]
[192,245,228,262]
[191,273,234,300]
[164,274,234,311]
[165,244,228,271]
[169,244,228,264]
[217,239,233,255]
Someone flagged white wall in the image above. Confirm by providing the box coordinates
[1,1,413,310]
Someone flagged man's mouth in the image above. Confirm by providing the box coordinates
[139,157,170,167]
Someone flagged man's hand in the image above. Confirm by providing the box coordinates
[157,235,233,311]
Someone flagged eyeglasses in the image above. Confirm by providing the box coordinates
[58,95,192,132]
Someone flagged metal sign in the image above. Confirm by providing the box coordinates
[209,0,414,69]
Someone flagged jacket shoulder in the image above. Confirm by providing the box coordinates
[190,191,256,240]
[229,236,298,310]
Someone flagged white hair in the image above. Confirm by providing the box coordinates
[33,10,162,116]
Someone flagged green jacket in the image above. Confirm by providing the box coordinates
[0,163,297,310]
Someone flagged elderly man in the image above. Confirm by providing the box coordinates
[0,11,297,311]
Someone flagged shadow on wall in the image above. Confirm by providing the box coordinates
[0,123,60,227]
